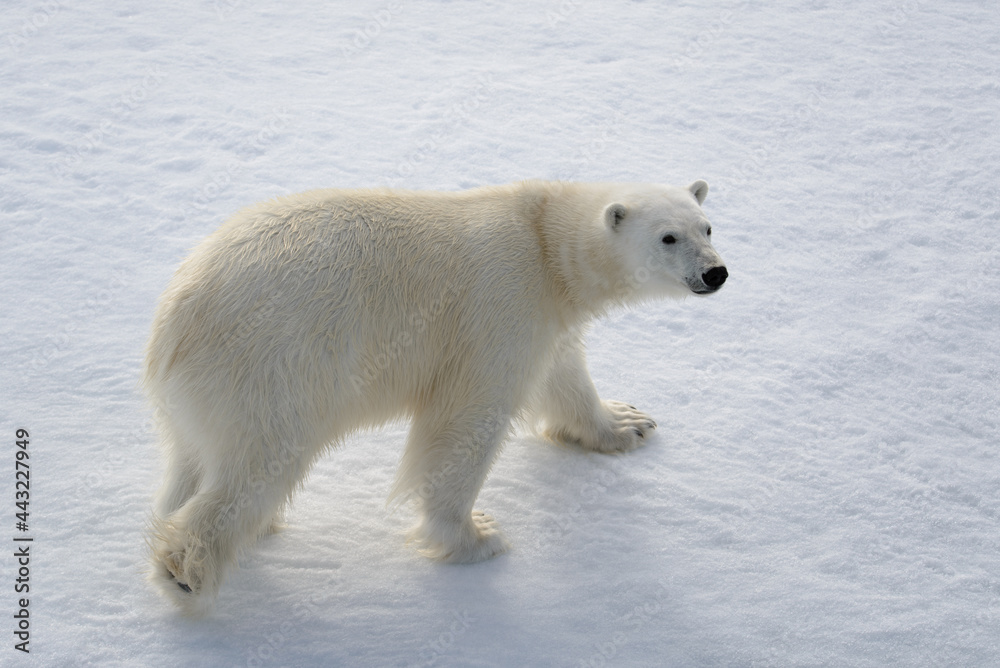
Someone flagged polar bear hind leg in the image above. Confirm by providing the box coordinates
[147,418,316,616]
[153,436,203,518]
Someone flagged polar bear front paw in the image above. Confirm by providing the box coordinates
[593,400,657,452]
[545,399,656,453]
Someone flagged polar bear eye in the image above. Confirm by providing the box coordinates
[706,227,712,236]
[661,235,677,245]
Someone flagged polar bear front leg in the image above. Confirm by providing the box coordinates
[536,331,656,453]
[394,405,512,563]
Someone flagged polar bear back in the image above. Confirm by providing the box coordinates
[144,184,558,432]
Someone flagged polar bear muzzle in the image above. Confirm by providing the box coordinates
[701,265,729,291]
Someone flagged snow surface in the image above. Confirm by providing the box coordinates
[2,1,999,666]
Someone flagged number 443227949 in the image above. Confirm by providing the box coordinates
[15,429,29,531]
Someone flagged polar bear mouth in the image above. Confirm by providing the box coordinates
[688,279,723,295]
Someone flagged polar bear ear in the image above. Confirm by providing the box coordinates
[604,203,628,231]
[689,180,709,205]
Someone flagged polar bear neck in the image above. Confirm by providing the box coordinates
[528,181,630,322]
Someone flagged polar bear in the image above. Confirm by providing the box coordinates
[143,179,727,615]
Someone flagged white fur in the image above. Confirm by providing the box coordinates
[142,180,726,615]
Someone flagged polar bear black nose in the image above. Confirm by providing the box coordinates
[703,266,728,288]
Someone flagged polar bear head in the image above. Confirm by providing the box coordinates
[604,180,727,300]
